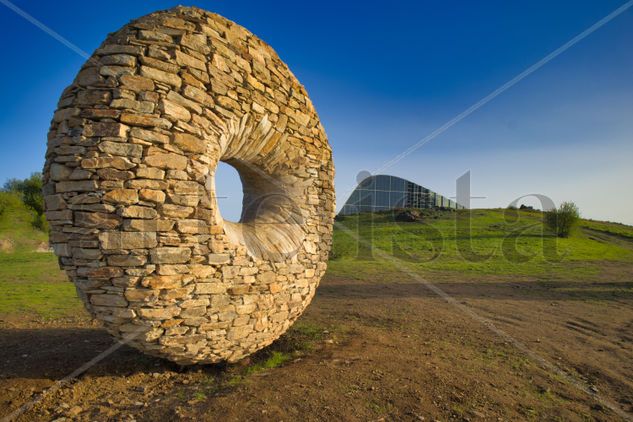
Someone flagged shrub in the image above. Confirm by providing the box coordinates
[3,172,44,216]
[334,214,346,222]
[33,213,49,232]
[545,201,580,238]
[394,209,423,222]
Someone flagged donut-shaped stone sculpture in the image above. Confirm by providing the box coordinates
[43,6,335,364]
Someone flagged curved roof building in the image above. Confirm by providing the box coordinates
[339,174,464,215]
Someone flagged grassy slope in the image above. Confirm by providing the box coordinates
[580,218,633,240]
[0,193,80,318]
[1,203,632,318]
[0,192,48,252]
[329,209,633,280]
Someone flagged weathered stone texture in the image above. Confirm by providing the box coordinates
[44,6,334,364]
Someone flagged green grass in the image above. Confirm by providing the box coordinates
[244,351,292,375]
[0,251,66,283]
[580,219,633,240]
[0,252,83,318]
[329,209,633,279]
[0,251,81,318]
[0,195,80,318]
[191,391,207,401]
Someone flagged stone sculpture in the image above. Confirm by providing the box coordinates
[43,6,335,364]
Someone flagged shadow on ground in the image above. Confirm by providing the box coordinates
[0,328,184,380]
[318,280,633,301]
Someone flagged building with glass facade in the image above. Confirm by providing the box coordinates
[338,174,464,215]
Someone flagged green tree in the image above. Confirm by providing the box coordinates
[545,201,580,238]
[3,172,44,215]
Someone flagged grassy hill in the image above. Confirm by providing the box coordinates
[0,192,49,252]
[329,209,633,281]
[0,192,78,319]
[1,200,632,319]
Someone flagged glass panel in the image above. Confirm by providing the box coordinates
[390,191,406,208]
[359,190,373,206]
[391,177,406,192]
[375,175,390,191]
[342,204,358,215]
[347,190,360,206]
[375,191,389,207]
[410,193,418,207]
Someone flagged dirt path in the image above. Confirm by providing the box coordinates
[583,227,633,251]
[1,269,632,421]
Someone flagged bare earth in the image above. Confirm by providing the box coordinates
[1,264,632,421]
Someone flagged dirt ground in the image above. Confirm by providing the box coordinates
[1,263,632,421]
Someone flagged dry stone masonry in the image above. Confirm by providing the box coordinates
[44,6,335,364]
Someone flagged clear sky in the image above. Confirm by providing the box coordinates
[1,1,631,224]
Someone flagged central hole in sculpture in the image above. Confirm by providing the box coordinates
[214,159,306,260]
[215,161,244,223]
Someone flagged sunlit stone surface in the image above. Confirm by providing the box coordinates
[44,6,334,364]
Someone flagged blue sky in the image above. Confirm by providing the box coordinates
[1,1,631,223]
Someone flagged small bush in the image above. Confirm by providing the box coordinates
[394,209,423,222]
[545,201,580,238]
[33,213,49,233]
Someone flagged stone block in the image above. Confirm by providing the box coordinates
[99,231,157,250]
[150,247,192,264]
